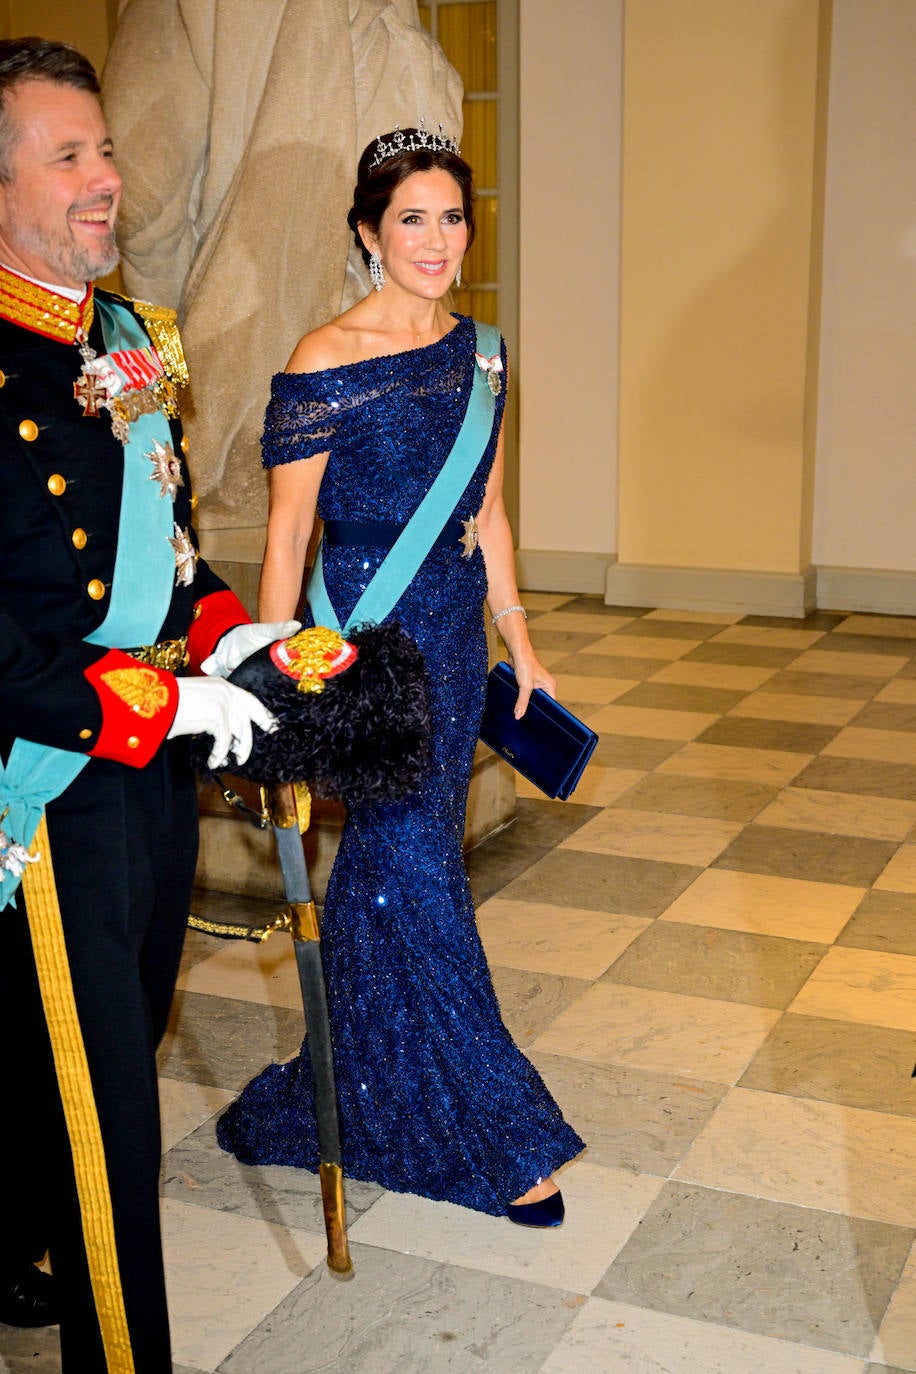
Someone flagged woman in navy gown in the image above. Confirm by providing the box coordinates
[217,127,584,1224]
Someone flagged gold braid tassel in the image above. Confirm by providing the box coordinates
[132,300,190,389]
[22,815,136,1374]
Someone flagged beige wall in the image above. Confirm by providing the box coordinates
[616,0,825,577]
[813,0,916,575]
[0,2,114,73]
[516,0,622,583]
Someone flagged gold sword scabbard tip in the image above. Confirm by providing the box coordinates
[319,1162,353,1275]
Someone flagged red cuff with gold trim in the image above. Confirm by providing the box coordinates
[186,589,251,674]
[83,649,178,767]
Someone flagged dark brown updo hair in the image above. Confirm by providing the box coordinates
[347,128,476,267]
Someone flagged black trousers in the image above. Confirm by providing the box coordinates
[0,743,198,1373]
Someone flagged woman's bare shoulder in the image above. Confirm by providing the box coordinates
[284,304,374,375]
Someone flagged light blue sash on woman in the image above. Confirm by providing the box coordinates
[0,298,177,909]
[307,320,501,635]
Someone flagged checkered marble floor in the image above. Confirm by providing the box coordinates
[5,596,916,1374]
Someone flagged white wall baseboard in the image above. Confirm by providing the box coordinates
[815,566,916,616]
[516,549,615,594]
[601,562,817,617]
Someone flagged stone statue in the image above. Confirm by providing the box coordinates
[103,0,463,528]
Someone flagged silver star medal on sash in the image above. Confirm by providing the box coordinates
[169,524,198,586]
[147,439,185,499]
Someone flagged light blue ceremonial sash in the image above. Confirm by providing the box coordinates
[307,320,501,635]
[0,297,177,910]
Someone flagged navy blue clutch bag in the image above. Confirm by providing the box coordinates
[479,661,598,800]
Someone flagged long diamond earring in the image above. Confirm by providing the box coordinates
[455,264,462,288]
[369,251,385,291]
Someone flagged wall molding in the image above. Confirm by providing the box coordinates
[816,566,916,616]
[516,549,614,595]
[602,562,818,617]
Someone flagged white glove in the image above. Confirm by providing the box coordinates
[201,620,300,678]
[167,676,278,769]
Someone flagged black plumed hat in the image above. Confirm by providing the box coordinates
[192,622,432,806]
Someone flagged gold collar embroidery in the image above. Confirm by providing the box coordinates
[0,262,94,343]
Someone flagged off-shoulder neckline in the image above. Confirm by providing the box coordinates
[278,312,475,384]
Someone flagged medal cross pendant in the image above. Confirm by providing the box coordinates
[73,373,108,417]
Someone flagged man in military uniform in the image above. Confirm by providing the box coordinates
[0,38,296,1373]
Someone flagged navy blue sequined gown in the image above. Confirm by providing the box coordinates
[217,315,584,1214]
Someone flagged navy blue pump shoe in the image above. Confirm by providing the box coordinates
[506,1189,565,1228]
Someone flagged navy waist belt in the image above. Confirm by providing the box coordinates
[323,519,465,551]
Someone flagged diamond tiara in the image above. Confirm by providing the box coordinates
[368,119,461,171]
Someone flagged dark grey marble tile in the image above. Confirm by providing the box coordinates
[561,596,648,617]
[509,797,603,847]
[851,701,916,732]
[739,1013,916,1116]
[794,756,916,801]
[695,716,840,755]
[529,1051,726,1175]
[820,633,916,658]
[528,627,609,653]
[162,1118,381,1230]
[608,618,722,641]
[681,642,801,669]
[757,670,880,700]
[0,1325,60,1374]
[595,1182,914,1355]
[612,682,748,714]
[837,890,916,956]
[219,1243,581,1374]
[712,824,898,886]
[601,923,827,1009]
[157,991,305,1091]
[613,772,777,822]
[593,734,685,770]
[178,922,227,980]
[490,966,591,1047]
[465,840,546,905]
[897,660,916,679]
[742,612,847,631]
[499,849,702,919]
[548,652,663,680]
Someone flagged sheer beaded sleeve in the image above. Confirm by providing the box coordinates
[261,370,376,469]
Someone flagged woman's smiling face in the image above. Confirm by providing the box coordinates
[364,167,468,300]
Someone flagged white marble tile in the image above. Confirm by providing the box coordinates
[874,845,916,894]
[710,626,826,650]
[821,728,916,766]
[753,788,916,842]
[675,1087,916,1226]
[789,650,908,679]
[162,1197,325,1370]
[662,868,864,941]
[476,898,650,978]
[553,674,639,704]
[656,742,812,786]
[522,765,646,808]
[728,692,863,726]
[788,946,916,1032]
[588,704,718,741]
[520,592,573,612]
[175,934,301,1008]
[347,1160,662,1295]
[560,808,741,866]
[649,661,779,691]
[876,679,916,705]
[871,1243,916,1371]
[540,1297,868,1374]
[158,1076,235,1152]
[587,634,702,661]
[530,982,779,1083]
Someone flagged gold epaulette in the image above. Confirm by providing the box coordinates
[131,300,190,390]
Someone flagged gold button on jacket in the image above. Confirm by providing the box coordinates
[87,579,106,601]
[19,418,38,441]
[71,527,88,549]
[47,473,67,496]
